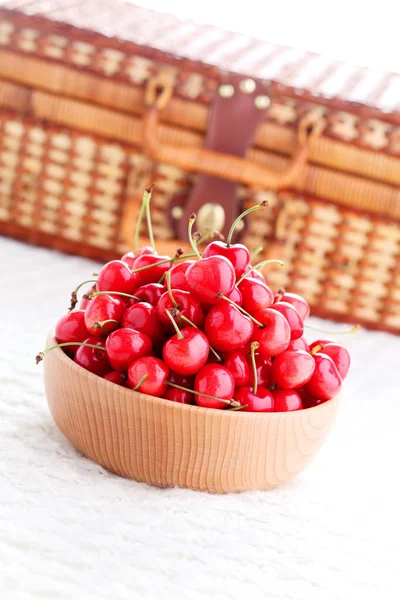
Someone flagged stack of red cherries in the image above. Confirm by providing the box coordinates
[37,190,351,412]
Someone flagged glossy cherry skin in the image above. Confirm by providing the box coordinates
[105,327,152,372]
[223,351,249,387]
[55,310,89,356]
[205,304,253,352]
[214,286,242,307]
[246,354,273,388]
[287,337,309,352]
[168,261,195,292]
[185,256,235,304]
[194,364,235,409]
[127,356,169,397]
[133,283,164,307]
[252,308,291,357]
[274,292,310,320]
[103,371,131,388]
[273,388,303,412]
[238,277,274,314]
[272,301,304,341]
[167,371,194,401]
[298,388,327,408]
[97,260,136,295]
[248,270,266,284]
[120,251,136,269]
[132,254,171,286]
[309,340,350,380]
[272,350,315,389]
[203,240,250,279]
[84,294,126,336]
[122,302,163,342]
[74,336,110,376]
[235,386,274,412]
[305,353,342,400]
[164,387,193,404]
[162,327,209,376]
[157,289,204,328]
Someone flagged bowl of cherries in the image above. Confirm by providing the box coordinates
[37,190,353,493]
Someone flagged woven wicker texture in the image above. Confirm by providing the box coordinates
[2,0,400,115]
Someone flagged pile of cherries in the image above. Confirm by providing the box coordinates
[37,190,352,412]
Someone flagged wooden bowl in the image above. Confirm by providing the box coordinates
[44,334,340,493]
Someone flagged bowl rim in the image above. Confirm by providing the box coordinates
[46,332,339,420]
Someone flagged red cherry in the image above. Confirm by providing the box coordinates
[223,351,249,387]
[132,254,171,286]
[84,294,126,336]
[273,388,303,412]
[185,256,235,304]
[122,302,163,342]
[74,336,110,376]
[55,310,89,356]
[164,387,193,404]
[157,289,204,328]
[271,350,315,388]
[120,251,136,269]
[272,301,304,340]
[298,387,327,408]
[249,270,266,284]
[97,260,136,295]
[205,304,253,352]
[305,353,342,400]
[203,240,250,279]
[78,285,95,310]
[274,291,310,320]
[103,371,131,388]
[238,277,274,314]
[136,245,156,256]
[215,286,243,307]
[133,283,164,307]
[287,337,309,352]
[194,364,235,409]
[106,327,152,372]
[163,327,209,376]
[235,386,274,412]
[252,308,291,356]
[127,357,169,397]
[168,260,195,291]
[168,371,194,389]
[309,341,350,380]
[246,353,272,387]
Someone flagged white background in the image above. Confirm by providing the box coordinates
[131,0,400,73]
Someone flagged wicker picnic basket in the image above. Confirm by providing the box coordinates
[0,0,399,333]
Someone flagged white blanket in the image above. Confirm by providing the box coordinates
[0,237,398,600]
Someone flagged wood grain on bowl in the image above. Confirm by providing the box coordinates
[44,334,340,493]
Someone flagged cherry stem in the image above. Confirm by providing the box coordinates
[93,319,120,333]
[197,231,224,245]
[167,381,241,407]
[134,187,150,252]
[250,246,264,259]
[305,324,360,335]
[130,252,197,274]
[236,259,285,285]
[165,309,184,339]
[69,279,97,311]
[250,341,259,394]
[83,291,140,301]
[36,342,106,364]
[229,404,248,411]
[310,343,325,356]
[179,314,222,362]
[165,271,178,308]
[216,293,264,328]
[144,185,156,253]
[226,201,267,247]
[188,214,202,259]
[133,374,148,391]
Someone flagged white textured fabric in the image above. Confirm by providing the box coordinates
[0,237,399,600]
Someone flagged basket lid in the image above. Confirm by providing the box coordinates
[2,0,400,117]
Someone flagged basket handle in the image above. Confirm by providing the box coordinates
[143,74,324,190]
